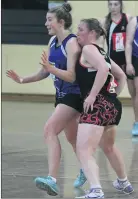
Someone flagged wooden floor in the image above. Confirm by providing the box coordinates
[2,101,138,198]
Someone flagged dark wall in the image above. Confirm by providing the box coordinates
[2,0,50,45]
[2,0,48,10]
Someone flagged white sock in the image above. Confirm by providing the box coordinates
[48,176,57,183]
[118,177,127,182]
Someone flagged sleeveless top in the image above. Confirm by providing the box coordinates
[106,13,128,66]
[48,34,80,98]
[76,44,117,100]
[132,16,138,58]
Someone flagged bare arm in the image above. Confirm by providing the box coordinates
[6,37,57,83]
[83,45,109,99]
[126,14,133,23]
[6,64,50,84]
[21,68,49,83]
[110,59,126,95]
[48,37,81,82]
[21,37,57,83]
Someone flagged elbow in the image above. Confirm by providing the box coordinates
[35,74,48,81]
[125,43,132,50]
[66,72,76,83]
[118,71,127,82]
[120,69,126,78]
[96,67,109,83]
[45,72,50,78]
[68,75,76,83]
[102,67,109,79]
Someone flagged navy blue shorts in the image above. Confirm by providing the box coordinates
[132,55,138,77]
[55,93,83,113]
[121,56,138,80]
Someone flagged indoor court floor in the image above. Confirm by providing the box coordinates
[2,101,138,198]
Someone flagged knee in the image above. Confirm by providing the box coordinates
[100,129,115,154]
[102,143,114,155]
[76,141,84,157]
[76,142,95,160]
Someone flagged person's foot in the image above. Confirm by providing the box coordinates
[35,176,59,196]
[131,122,138,136]
[75,188,104,198]
[113,178,134,194]
[73,169,87,188]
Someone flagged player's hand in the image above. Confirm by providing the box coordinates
[126,64,135,76]
[83,95,96,113]
[6,70,23,83]
[40,51,52,72]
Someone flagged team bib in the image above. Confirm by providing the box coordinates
[112,32,126,52]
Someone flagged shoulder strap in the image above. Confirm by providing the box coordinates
[91,43,105,54]
[91,43,111,69]
[137,16,138,24]
[49,36,56,48]
[62,34,77,49]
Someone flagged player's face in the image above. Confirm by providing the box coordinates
[45,13,61,35]
[108,0,122,15]
[77,22,90,47]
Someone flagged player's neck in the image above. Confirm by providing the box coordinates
[56,30,71,45]
[111,12,122,22]
[89,39,98,46]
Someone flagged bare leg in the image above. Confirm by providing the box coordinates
[99,125,134,194]
[44,104,79,178]
[133,77,138,122]
[64,113,80,153]
[99,125,126,179]
[35,105,79,196]
[127,79,136,120]
[76,124,104,188]
[127,78,138,135]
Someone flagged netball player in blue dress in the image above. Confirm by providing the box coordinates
[125,16,138,135]
[7,3,82,196]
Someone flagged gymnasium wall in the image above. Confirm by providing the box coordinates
[2,1,138,98]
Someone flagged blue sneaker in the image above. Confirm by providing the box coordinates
[113,179,134,194]
[132,122,138,136]
[73,169,87,188]
[34,176,59,196]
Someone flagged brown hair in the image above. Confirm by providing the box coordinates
[105,0,123,31]
[48,3,72,29]
[81,18,106,39]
